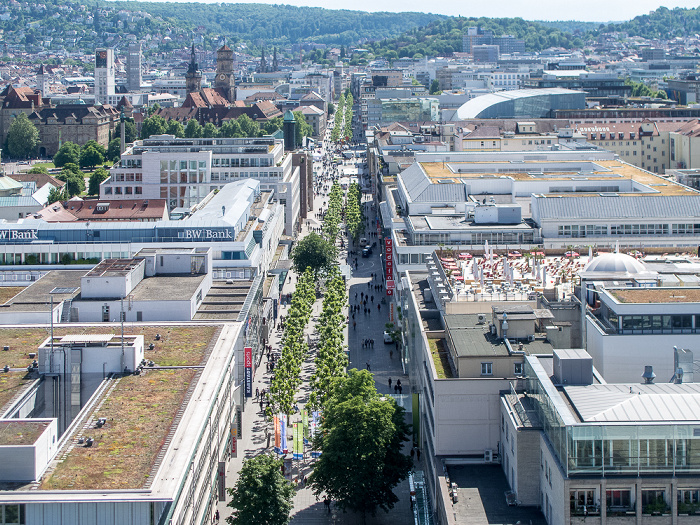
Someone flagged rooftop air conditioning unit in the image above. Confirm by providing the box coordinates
[528,334,535,342]
[477,314,486,324]
[484,449,494,462]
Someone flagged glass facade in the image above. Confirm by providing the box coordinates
[525,357,700,478]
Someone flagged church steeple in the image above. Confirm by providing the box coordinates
[272,47,278,72]
[259,46,267,74]
[215,44,236,102]
[185,43,202,94]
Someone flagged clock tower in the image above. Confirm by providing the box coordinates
[215,44,236,102]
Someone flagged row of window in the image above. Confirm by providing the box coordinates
[570,488,700,516]
[110,173,142,182]
[557,224,700,237]
[103,186,142,195]
[605,313,700,333]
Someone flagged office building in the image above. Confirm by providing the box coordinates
[94,48,115,105]
[126,43,142,92]
[102,135,300,235]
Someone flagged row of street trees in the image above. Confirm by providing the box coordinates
[331,94,345,142]
[343,93,354,140]
[308,266,348,410]
[267,268,316,416]
[345,182,364,241]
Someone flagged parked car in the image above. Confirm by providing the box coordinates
[362,247,372,257]
[383,331,393,344]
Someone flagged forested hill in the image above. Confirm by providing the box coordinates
[368,17,582,58]
[103,1,445,46]
[597,6,700,39]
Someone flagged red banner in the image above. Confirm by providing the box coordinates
[384,237,393,281]
[386,279,395,296]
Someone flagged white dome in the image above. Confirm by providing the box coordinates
[583,252,647,274]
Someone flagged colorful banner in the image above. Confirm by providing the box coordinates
[274,416,281,454]
[310,411,322,458]
[280,414,288,453]
[302,409,309,439]
[244,347,253,397]
[293,423,303,460]
[385,237,393,294]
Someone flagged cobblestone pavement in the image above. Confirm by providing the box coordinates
[216,144,417,524]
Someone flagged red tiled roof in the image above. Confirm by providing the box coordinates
[38,199,168,222]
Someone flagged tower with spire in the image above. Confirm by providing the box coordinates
[185,44,202,94]
[259,46,267,74]
[215,44,236,102]
[272,47,278,72]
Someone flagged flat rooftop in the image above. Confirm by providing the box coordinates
[609,287,700,304]
[419,159,698,197]
[444,314,553,358]
[84,258,143,278]
[0,420,49,446]
[0,271,83,313]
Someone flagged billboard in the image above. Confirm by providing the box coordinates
[96,50,108,69]
[244,347,252,397]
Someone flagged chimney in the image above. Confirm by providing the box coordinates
[642,365,656,384]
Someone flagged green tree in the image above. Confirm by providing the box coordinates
[88,167,109,195]
[47,186,66,205]
[237,114,260,137]
[166,119,185,138]
[56,163,85,197]
[5,113,39,158]
[291,232,337,275]
[140,115,167,139]
[184,119,203,138]
[107,138,121,163]
[147,102,160,116]
[114,120,137,143]
[262,116,283,135]
[293,111,314,144]
[309,369,412,519]
[53,142,81,168]
[429,79,440,95]
[202,122,219,138]
[28,165,49,175]
[226,454,294,525]
[79,143,105,169]
[220,119,243,138]
[328,103,335,116]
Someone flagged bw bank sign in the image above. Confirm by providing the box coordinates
[0,230,39,240]
[180,229,233,240]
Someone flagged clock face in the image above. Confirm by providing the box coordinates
[219,74,226,81]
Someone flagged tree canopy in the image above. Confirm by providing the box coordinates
[5,113,39,158]
[53,141,81,168]
[88,167,110,195]
[291,232,337,275]
[56,163,85,197]
[308,369,412,518]
[226,454,294,525]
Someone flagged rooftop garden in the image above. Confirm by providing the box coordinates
[429,338,453,379]
[41,368,198,490]
[0,421,49,446]
[0,288,23,305]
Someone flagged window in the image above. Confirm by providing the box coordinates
[0,504,25,524]
[514,362,523,375]
[481,362,492,376]
[606,489,632,509]
[642,489,668,514]
[570,490,598,516]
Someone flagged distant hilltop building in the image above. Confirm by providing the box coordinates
[462,26,525,55]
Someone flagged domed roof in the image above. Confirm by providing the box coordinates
[583,252,647,274]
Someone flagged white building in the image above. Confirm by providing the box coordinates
[103,135,301,235]
[94,48,115,105]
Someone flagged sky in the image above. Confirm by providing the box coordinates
[168,0,700,23]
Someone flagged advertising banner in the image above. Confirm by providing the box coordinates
[302,409,309,438]
[281,414,288,453]
[274,416,281,454]
[384,237,393,284]
[244,347,253,398]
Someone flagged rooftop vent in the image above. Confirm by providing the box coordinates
[642,365,656,384]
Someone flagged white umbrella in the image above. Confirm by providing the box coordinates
[588,246,593,263]
[543,267,548,287]
[484,239,490,260]
[615,240,620,254]
[479,266,484,288]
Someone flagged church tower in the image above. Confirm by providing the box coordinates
[185,44,202,94]
[215,44,236,102]
[260,46,267,73]
[37,64,49,96]
[272,47,279,72]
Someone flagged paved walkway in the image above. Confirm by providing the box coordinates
[216,136,417,524]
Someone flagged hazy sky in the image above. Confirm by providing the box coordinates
[173,0,700,23]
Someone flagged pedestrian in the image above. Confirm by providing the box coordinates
[324,497,331,514]
[371,295,374,303]
[388,377,392,388]
[255,387,259,400]
[377,304,381,312]
[398,385,403,394]
[215,509,219,523]
[394,384,398,394]
[396,379,401,388]
[353,321,356,330]
[410,448,415,459]
[366,361,371,371]
[390,349,393,359]
[259,399,264,412]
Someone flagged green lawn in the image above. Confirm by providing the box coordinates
[428,338,452,379]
